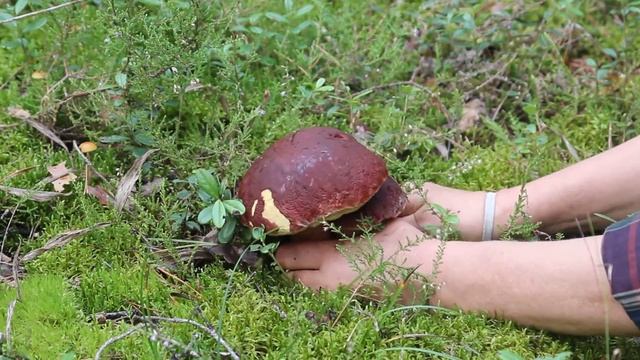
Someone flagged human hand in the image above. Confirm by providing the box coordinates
[276,220,437,299]
[400,182,488,241]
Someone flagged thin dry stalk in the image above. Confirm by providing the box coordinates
[94,323,145,360]
[93,312,239,360]
[21,223,111,262]
[0,0,85,24]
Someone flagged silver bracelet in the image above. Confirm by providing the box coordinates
[482,192,496,241]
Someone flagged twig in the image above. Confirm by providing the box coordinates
[463,54,517,98]
[93,313,239,360]
[94,323,145,360]
[140,316,239,360]
[0,0,85,24]
[149,329,200,358]
[54,86,116,111]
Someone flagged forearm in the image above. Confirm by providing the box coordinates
[495,136,640,236]
[418,237,638,335]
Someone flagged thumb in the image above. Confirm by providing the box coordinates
[399,189,427,217]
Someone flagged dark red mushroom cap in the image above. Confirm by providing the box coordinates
[236,127,389,235]
[332,177,408,235]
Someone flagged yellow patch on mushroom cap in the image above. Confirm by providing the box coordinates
[260,189,290,234]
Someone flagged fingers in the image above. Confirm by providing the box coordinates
[286,270,337,291]
[399,189,426,217]
[275,238,338,270]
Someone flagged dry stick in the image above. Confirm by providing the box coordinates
[54,86,116,110]
[93,313,239,359]
[463,54,517,98]
[0,0,85,24]
[94,323,145,360]
[138,316,239,360]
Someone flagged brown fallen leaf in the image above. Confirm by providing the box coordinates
[114,149,158,211]
[21,223,111,262]
[47,161,77,192]
[456,98,486,132]
[6,106,68,151]
[86,185,115,207]
[0,185,70,202]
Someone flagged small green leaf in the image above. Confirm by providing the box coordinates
[497,350,525,360]
[284,0,293,11]
[265,12,287,23]
[295,4,314,16]
[292,20,313,34]
[602,48,617,58]
[197,205,214,224]
[252,227,265,240]
[218,216,237,243]
[0,11,15,27]
[585,58,597,68]
[212,200,226,228]
[133,131,155,146]
[23,17,47,32]
[197,189,212,203]
[60,352,76,360]
[315,78,326,89]
[115,72,127,88]
[315,85,334,92]
[15,0,28,15]
[223,199,245,215]
[596,68,609,81]
[176,190,191,200]
[137,0,163,6]
[194,169,220,199]
[99,134,129,144]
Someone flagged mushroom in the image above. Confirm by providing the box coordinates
[236,127,407,237]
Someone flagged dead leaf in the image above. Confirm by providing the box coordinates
[31,71,48,80]
[0,185,70,202]
[141,177,164,196]
[21,223,111,262]
[456,98,486,132]
[568,58,596,75]
[114,149,158,211]
[6,107,68,151]
[86,186,116,207]
[46,161,77,192]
